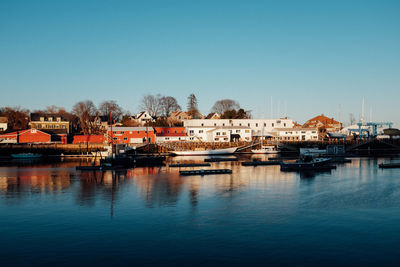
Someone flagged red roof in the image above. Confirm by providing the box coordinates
[303,114,340,127]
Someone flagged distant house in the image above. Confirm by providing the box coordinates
[303,114,342,132]
[168,111,204,125]
[205,113,220,120]
[153,127,188,142]
[29,113,70,134]
[0,129,51,143]
[0,117,7,132]
[107,126,156,144]
[133,111,156,126]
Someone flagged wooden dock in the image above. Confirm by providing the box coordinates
[241,160,281,166]
[169,163,211,167]
[204,158,238,162]
[379,163,400,169]
[179,169,232,176]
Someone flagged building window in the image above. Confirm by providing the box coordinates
[222,123,225,126]
[256,123,258,127]
[236,130,240,133]
[272,123,274,127]
[284,123,286,127]
[40,117,44,122]
[199,130,204,133]
[245,130,250,133]
[201,123,204,126]
[123,137,127,141]
[222,132,226,135]
[216,132,220,136]
[120,131,124,134]
[57,117,61,122]
[48,117,53,122]
[264,123,266,127]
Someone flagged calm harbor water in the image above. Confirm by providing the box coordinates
[1,155,400,266]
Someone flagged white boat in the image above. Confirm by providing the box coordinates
[251,145,279,154]
[172,147,237,156]
[299,148,326,156]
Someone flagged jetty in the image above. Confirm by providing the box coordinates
[169,163,211,167]
[179,169,232,176]
[241,160,281,166]
[204,158,238,162]
[379,163,400,169]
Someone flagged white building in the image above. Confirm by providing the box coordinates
[186,126,252,142]
[0,117,7,132]
[134,111,156,126]
[184,118,294,136]
[272,127,319,141]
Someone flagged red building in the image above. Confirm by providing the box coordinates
[73,135,106,144]
[0,129,51,143]
[107,127,156,144]
[153,127,188,142]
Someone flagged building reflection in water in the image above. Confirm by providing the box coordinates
[0,157,335,214]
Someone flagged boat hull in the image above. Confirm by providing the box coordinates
[11,153,42,159]
[172,147,237,156]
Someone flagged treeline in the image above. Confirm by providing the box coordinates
[0,93,251,134]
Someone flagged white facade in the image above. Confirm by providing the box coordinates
[134,111,155,126]
[184,119,294,136]
[186,126,252,142]
[0,122,7,132]
[272,128,319,141]
[156,136,189,142]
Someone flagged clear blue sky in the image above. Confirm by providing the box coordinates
[1,0,399,126]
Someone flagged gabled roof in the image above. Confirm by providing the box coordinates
[30,113,69,122]
[0,117,8,123]
[303,114,340,127]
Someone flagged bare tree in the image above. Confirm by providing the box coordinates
[72,100,99,135]
[160,96,181,117]
[98,100,123,122]
[0,106,30,130]
[139,94,162,117]
[187,93,198,117]
[211,99,240,114]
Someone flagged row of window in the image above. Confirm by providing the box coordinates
[199,122,286,127]
[35,124,67,129]
[112,131,148,134]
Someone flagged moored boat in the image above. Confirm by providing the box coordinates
[280,155,332,171]
[251,145,279,154]
[11,153,43,159]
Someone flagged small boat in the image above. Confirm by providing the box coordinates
[327,132,347,139]
[299,147,326,157]
[11,153,43,159]
[252,145,279,154]
[280,155,332,171]
[172,147,237,156]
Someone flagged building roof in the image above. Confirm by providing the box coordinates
[0,117,8,123]
[30,113,69,122]
[303,114,340,128]
[107,126,154,132]
[205,113,220,119]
